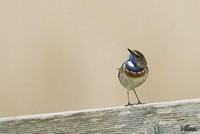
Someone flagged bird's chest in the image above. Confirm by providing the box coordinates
[118,66,148,90]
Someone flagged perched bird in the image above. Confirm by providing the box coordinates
[118,48,149,106]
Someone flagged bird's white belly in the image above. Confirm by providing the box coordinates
[119,70,148,90]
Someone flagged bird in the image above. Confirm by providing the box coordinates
[118,48,149,106]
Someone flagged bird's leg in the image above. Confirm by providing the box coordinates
[125,91,132,106]
[133,89,144,104]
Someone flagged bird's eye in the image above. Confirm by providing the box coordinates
[135,55,140,58]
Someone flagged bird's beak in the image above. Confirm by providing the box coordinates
[127,48,137,56]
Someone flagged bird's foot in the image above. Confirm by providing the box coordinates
[133,101,145,105]
[125,102,133,107]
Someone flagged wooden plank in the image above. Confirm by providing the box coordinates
[1,99,200,133]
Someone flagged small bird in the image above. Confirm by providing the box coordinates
[118,48,149,106]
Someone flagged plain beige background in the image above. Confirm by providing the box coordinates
[1,0,200,117]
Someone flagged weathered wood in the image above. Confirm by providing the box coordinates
[1,99,200,134]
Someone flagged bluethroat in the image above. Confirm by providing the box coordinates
[118,48,149,106]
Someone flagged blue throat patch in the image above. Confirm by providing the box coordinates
[125,61,143,72]
[125,54,143,72]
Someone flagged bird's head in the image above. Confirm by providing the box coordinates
[127,48,147,68]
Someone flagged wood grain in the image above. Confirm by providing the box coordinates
[1,99,200,133]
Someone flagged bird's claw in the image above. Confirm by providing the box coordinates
[125,101,145,107]
[133,101,145,105]
[125,102,133,107]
